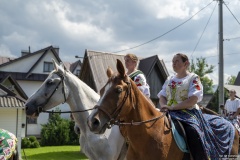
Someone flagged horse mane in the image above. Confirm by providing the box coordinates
[129,78,158,114]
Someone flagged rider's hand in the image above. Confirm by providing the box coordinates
[160,105,173,111]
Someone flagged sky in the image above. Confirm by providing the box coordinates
[1,0,240,84]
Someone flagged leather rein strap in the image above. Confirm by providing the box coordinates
[95,79,166,127]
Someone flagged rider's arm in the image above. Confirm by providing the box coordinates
[233,108,240,119]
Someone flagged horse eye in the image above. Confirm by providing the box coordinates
[46,79,54,85]
[116,87,122,93]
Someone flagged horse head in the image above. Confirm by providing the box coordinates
[88,59,135,134]
[25,59,70,118]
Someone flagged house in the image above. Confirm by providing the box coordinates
[79,50,169,107]
[0,46,81,139]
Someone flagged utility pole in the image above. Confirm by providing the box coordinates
[218,0,224,111]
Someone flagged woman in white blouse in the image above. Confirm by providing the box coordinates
[158,53,235,160]
[124,53,150,97]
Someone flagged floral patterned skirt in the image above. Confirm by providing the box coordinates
[169,109,235,160]
[0,129,17,160]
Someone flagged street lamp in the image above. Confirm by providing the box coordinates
[75,55,84,59]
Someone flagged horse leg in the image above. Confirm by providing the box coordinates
[230,129,239,155]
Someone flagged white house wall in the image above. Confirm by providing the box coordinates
[0,108,17,134]
[0,53,42,72]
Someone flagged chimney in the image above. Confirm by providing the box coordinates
[21,46,31,57]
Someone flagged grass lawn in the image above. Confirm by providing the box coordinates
[21,146,89,160]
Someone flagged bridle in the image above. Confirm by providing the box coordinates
[94,78,166,128]
[37,71,94,114]
[37,72,67,114]
[94,79,131,125]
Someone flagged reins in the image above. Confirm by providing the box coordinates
[112,112,167,126]
[41,108,95,114]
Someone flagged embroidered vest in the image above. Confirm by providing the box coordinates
[166,73,198,110]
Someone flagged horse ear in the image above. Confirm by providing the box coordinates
[107,67,113,78]
[116,59,125,78]
[52,59,59,71]
[52,59,64,74]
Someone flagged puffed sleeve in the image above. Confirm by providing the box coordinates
[157,76,170,98]
[188,74,203,102]
[134,74,150,97]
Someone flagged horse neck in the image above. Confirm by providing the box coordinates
[126,81,162,122]
[64,72,99,133]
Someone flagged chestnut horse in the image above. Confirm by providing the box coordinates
[88,59,239,160]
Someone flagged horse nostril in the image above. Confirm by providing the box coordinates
[92,117,100,128]
[25,106,28,111]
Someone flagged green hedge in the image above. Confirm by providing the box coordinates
[21,136,40,148]
[40,111,79,146]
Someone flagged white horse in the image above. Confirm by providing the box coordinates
[25,60,127,160]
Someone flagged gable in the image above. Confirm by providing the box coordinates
[0,84,26,108]
[0,46,62,75]
[0,75,28,100]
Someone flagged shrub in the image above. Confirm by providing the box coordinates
[68,120,79,145]
[31,141,40,148]
[41,111,71,146]
[21,136,40,148]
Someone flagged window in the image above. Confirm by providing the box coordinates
[44,62,54,72]
[27,117,37,124]
[75,69,80,76]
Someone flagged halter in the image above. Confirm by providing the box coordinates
[37,71,67,114]
[94,78,166,128]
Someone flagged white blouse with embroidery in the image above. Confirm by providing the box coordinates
[157,73,203,109]
[129,71,150,97]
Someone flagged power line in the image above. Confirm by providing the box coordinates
[191,2,217,58]
[224,36,240,41]
[112,1,214,53]
[223,2,240,26]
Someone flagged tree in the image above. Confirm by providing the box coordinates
[189,57,215,94]
[226,75,236,85]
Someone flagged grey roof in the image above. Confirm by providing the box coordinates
[0,84,26,108]
[234,72,240,86]
[80,50,126,92]
[139,55,169,79]
[224,84,240,98]
[79,50,169,97]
